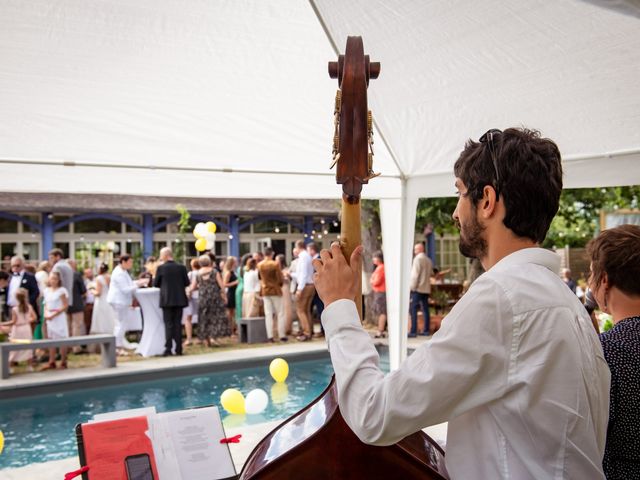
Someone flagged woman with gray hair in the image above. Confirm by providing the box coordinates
[190,254,229,346]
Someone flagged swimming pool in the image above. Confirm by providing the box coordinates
[0,354,390,469]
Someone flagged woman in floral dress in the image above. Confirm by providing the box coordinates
[192,254,229,346]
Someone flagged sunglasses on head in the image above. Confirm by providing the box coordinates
[479,128,502,198]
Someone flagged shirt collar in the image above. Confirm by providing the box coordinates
[489,247,560,276]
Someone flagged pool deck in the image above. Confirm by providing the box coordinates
[1,335,443,478]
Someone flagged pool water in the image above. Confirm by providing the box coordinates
[0,354,390,469]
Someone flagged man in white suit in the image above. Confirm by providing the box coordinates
[107,254,147,351]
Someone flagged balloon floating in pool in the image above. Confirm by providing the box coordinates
[220,388,245,414]
[269,358,289,383]
[0,429,4,455]
[270,382,289,404]
[245,389,269,415]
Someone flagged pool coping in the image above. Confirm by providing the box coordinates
[0,341,333,400]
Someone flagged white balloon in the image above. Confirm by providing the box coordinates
[194,222,208,238]
[206,232,216,242]
[205,239,214,250]
[244,389,269,415]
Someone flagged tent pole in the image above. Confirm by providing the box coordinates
[379,179,418,370]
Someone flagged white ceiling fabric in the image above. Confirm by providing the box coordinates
[1,0,639,199]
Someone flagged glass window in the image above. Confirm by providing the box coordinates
[1,243,17,262]
[53,242,70,258]
[214,241,227,257]
[124,215,142,233]
[253,220,288,234]
[21,214,41,233]
[74,218,122,234]
[0,218,18,233]
[239,242,251,257]
[154,216,168,232]
[53,215,71,232]
[239,217,253,233]
[22,242,40,261]
[152,241,168,257]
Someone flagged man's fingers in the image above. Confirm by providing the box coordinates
[350,245,364,274]
[319,248,333,264]
[330,242,344,263]
[312,258,323,272]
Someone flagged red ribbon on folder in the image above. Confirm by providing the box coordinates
[220,434,242,444]
[64,465,90,479]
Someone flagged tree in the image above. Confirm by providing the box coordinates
[413,186,640,248]
[543,186,640,248]
[173,204,191,264]
[415,197,458,236]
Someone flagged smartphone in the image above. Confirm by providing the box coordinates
[124,453,154,480]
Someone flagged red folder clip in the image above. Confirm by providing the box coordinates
[64,465,90,479]
[220,434,242,444]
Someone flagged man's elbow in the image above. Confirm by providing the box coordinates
[347,420,396,447]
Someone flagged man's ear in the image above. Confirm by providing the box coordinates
[479,185,498,219]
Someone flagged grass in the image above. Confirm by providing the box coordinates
[6,332,329,375]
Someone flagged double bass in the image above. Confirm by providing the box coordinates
[239,37,447,479]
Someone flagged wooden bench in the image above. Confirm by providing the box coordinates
[0,334,116,379]
[239,317,268,344]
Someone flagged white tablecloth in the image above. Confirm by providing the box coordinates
[122,306,143,332]
[134,288,166,357]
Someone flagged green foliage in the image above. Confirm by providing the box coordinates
[173,204,192,264]
[415,197,459,235]
[414,186,640,247]
[602,318,614,333]
[543,186,640,248]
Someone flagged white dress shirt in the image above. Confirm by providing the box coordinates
[7,272,23,306]
[295,250,314,291]
[107,265,137,306]
[322,248,610,479]
[243,269,261,293]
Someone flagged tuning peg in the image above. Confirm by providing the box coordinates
[330,153,340,169]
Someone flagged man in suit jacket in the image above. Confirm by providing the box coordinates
[8,256,40,324]
[153,247,189,356]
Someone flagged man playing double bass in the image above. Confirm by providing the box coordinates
[312,128,610,479]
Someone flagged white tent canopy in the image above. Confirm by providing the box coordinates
[1,0,639,368]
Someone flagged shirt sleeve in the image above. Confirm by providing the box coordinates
[409,257,419,291]
[321,275,512,446]
[296,256,309,291]
[113,271,138,295]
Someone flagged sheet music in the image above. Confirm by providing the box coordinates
[162,406,236,480]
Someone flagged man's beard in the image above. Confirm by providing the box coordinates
[457,213,488,259]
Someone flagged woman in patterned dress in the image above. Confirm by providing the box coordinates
[192,254,229,346]
[587,224,640,479]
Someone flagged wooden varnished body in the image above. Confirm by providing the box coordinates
[239,377,447,479]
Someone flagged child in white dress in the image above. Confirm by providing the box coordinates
[0,288,36,367]
[43,271,69,370]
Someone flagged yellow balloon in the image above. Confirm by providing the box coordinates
[270,382,289,404]
[206,221,217,234]
[269,358,289,383]
[195,238,207,252]
[222,414,247,429]
[220,388,245,415]
[0,429,4,455]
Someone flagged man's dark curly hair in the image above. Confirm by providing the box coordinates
[454,128,563,244]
